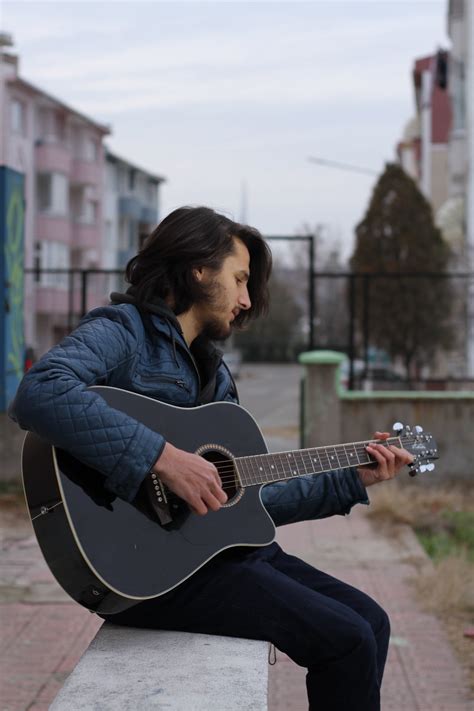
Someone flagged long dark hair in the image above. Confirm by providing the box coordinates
[125,206,272,327]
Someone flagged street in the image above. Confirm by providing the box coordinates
[235,363,302,453]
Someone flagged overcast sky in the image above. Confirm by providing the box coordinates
[2,1,449,259]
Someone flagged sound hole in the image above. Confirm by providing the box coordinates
[201,449,241,503]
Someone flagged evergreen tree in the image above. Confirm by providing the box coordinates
[350,163,453,379]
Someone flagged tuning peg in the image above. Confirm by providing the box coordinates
[419,464,428,473]
[426,463,435,472]
[414,425,424,434]
[393,422,404,433]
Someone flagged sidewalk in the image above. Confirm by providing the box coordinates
[268,510,472,710]
[0,496,471,710]
[0,504,102,711]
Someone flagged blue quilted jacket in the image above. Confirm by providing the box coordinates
[9,301,368,525]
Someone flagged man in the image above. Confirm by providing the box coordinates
[10,206,413,710]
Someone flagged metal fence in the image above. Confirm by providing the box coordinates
[23,264,474,389]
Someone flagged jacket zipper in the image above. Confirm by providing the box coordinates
[157,336,202,404]
[139,373,191,391]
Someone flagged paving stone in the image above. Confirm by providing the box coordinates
[267,510,472,710]
[0,423,472,710]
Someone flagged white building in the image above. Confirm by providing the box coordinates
[446,0,474,376]
[104,150,165,293]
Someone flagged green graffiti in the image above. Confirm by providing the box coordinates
[5,183,24,379]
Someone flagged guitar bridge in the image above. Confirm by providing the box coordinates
[147,472,173,525]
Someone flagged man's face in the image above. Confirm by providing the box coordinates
[195,238,251,341]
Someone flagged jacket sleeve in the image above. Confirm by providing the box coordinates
[260,467,369,527]
[8,307,165,502]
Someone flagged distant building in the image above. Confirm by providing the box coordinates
[446,0,474,376]
[0,34,166,362]
[104,150,165,295]
[0,33,109,356]
[397,52,451,215]
[396,37,473,379]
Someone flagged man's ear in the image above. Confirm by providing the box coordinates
[193,266,205,282]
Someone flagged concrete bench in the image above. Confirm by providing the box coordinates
[50,624,269,710]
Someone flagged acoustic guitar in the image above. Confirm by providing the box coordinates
[22,386,438,614]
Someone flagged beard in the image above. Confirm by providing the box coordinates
[200,317,233,342]
[198,277,234,342]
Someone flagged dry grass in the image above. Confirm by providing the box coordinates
[414,554,474,613]
[367,479,472,529]
[368,479,474,691]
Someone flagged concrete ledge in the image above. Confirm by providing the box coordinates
[50,624,269,710]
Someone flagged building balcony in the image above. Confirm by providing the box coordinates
[119,196,142,220]
[71,160,102,186]
[141,206,158,225]
[72,221,101,250]
[35,141,72,174]
[36,214,71,244]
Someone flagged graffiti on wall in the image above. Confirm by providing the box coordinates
[0,167,25,410]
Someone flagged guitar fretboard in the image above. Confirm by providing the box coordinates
[235,437,402,487]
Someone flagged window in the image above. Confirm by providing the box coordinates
[84,137,98,162]
[106,163,119,191]
[147,180,157,205]
[34,241,70,288]
[11,99,26,135]
[83,200,98,225]
[33,242,41,283]
[451,61,466,132]
[37,173,69,215]
[37,107,66,143]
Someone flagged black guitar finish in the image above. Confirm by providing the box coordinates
[22,386,439,614]
[22,387,274,613]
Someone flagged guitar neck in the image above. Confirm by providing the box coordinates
[235,437,402,487]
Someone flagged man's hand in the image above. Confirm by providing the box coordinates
[357,431,414,488]
[152,442,228,515]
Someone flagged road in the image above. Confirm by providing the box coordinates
[235,363,303,452]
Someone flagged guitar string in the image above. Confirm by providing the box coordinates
[213,458,424,484]
[211,436,422,476]
[211,438,419,470]
[162,441,425,504]
[160,436,430,489]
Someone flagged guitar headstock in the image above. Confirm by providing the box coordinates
[392,422,439,477]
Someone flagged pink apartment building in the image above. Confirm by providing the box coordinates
[0,34,110,357]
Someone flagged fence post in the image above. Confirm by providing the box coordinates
[298,350,345,447]
[80,271,88,318]
[308,235,315,350]
[348,275,356,390]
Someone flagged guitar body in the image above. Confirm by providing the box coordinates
[22,387,275,614]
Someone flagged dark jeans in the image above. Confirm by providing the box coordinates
[102,542,390,710]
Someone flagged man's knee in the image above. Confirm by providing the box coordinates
[305,617,377,668]
[371,601,391,643]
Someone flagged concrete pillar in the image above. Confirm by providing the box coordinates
[298,350,345,447]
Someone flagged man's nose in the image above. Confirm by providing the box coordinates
[239,287,251,310]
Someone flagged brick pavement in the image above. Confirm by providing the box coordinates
[268,509,473,710]
[1,500,471,710]
[0,506,102,711]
